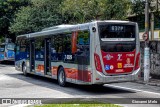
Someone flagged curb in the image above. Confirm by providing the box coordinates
[135,81,160,87]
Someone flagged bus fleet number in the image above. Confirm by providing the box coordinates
[65,55,72,60]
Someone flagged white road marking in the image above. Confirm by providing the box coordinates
[104,84,160,95]
[9,104,31,107]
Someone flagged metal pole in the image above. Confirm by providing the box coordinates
[156,0,158,11]
[145,0,149,42]
[144,0,150,83]
[151,12,154,41]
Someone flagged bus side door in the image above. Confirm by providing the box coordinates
[30,40,35,72]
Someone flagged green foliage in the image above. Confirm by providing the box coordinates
[60,0,106,23]
[10,0,62,35]
[131,0,160,30]
[5,0,156,36]
[0,36,5,44]
[0,0,31,38]
[34,104,121,107]
[61,0,131,24]
[131,0,145,15]
[131,0,158,15]
[104,0,132,20]
[130,0,145,30]
[9,6,33,34]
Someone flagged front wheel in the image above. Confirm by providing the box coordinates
[58,67,67,87]
[22,63,28,76]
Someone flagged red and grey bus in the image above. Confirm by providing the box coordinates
[15,20,141,86]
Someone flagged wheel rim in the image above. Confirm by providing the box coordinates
[59,70,65,84]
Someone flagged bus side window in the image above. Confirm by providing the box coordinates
[15,42,20,55]
[63,33,72,62]
[17,46,20,52]
[35,37,44,60]
[51,35,63,61]
[51,36,56,61]
[20,40,27,52]
[26,40,30,58]
[58,35,63,61]
[74,30,90,65]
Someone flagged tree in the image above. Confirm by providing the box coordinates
[131,0,145,15]
[60,0,106,23]
[0,0,31,40]
[130,0,160,30]
[10,0,133,35]
[61,0,131,24]
[10,0,63,35]
[130,0,145,30]
[104,0,132,20]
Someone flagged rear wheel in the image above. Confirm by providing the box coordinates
[22,63,28,76]
[58,67,67,87]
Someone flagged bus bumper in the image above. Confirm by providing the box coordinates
[93,68,141,84]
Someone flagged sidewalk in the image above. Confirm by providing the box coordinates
[136,77,160,87]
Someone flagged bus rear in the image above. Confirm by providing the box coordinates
[0,45,5,61]
[93,21,141,84]
[0,43,15,61]
[5,43,15,61]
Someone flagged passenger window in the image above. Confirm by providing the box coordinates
[35,38,44,60]
[74,30,90,65]
[63,33,73,62]
[50,30,90,65]
[51,35,63,61]
[15,41,20,54]
[20,40,27,52]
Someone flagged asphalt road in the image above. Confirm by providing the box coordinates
[0,63,160,107]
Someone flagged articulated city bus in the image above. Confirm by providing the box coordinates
[15,20,141,86]
[0,39,15,61]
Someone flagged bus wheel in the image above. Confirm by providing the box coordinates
[22,63,28,76]
[58,67,66,87]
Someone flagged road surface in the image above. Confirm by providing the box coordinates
[0,63,160,107]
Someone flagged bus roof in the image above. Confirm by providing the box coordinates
[99,20,131,23]
[17,20,136,39]
[42,24,75,31]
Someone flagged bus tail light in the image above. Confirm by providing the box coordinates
[134,52,140,70]
[94,53,102,72]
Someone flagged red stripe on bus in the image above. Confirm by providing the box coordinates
[51,67,91,82]
[65,68,91,82]
[37,65,44,72]
[51,66,58,75]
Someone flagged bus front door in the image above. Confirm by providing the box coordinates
[44,38,51,76]
[30,40,35,72]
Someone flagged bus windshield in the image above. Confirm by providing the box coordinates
[7,44,15,50]
[0,45,5,52]
[98,23,136,52]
